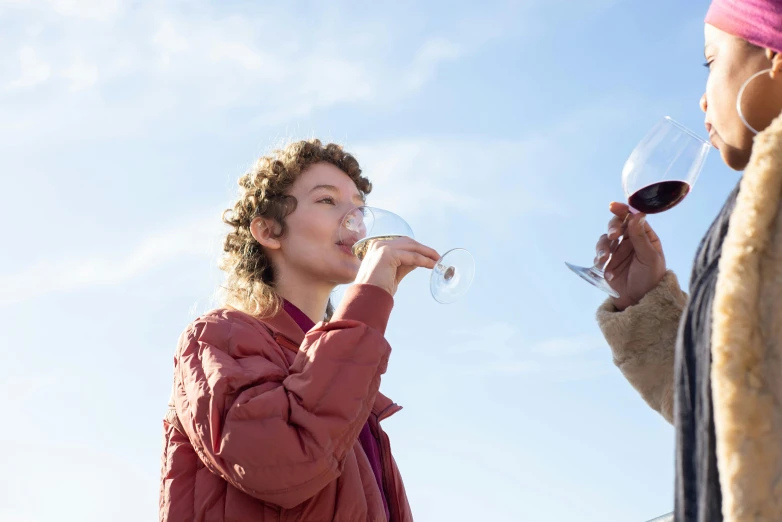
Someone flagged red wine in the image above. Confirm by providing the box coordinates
[627,180,690,214]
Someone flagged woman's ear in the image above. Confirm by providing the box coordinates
[767,49,782,79]
[250,217,282,250]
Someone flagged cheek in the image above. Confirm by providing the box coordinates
[706,73,728,123]
[708,71,744,137]
[290,211,335,242]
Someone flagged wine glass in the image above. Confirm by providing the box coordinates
[565,116,711,298]
[340,206,475,304]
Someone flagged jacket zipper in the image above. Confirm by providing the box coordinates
[370,413,401,522]
[274,333,301,353]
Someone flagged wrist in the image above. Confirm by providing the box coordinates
[354,271,394,296]
[611,297,636,312]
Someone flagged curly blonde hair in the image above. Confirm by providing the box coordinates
[219,139,372,318]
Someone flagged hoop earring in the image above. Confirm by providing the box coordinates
[737,68,773,135]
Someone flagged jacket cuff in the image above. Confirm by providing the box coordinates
[331,284,394,334]
[596,270,686,359]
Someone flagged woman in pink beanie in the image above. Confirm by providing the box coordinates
[592,1,782,521]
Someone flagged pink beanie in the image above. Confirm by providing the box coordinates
[706,0,782,54]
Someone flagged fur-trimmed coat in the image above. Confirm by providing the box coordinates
[597,113,782,522]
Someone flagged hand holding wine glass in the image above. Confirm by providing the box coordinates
[354,236,440,297]
[594,202,667,310]
[341,206,475,303]
[566,116,711,299]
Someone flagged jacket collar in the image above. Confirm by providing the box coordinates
[710,111,782,519]
[261,307,307,346]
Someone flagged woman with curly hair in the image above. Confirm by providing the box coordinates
[159,139,438,521]
[593,1,782,521]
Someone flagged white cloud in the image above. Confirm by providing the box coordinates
[6,46,51,90]
[0,0,629,146]
[0,1,487,145]
[347,97,633,232]
[208,41,266,71]
[47,0,122,21]
[352,136,572,225]
[532,333,606,356]
[472,358,611,382]
[62,58,99,91]
[440,320,611,380]
[152,19,189,68]
[0,0,122,20]
[447,321,523,356]
[0,212,225,306]
[352,140,483,219]
[446,322,603,359]
[403,38,463,91]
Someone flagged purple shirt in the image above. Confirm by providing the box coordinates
[282,300,391,519]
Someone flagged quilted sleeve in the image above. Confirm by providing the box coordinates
[173,284,393,508]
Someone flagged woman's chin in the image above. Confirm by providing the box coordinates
[335,275,357,286]
[332,266,360,285]
[721,145,752,171]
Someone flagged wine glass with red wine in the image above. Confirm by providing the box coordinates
[565,116,711,298]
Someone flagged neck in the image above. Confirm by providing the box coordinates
[273,269,333,324]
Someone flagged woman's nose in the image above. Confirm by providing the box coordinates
[699,93,708,113]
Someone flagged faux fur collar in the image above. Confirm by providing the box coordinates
[712,112,782,521]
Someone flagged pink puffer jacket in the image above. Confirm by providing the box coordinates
[159,284,413,521]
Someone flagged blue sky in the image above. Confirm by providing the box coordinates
[0,1,742,520]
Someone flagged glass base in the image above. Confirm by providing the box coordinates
[564,262,620,298]
[431,248,475,304]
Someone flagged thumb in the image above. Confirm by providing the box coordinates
[627,214,656,260]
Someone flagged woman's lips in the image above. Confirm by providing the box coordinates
[337,242,355,256]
